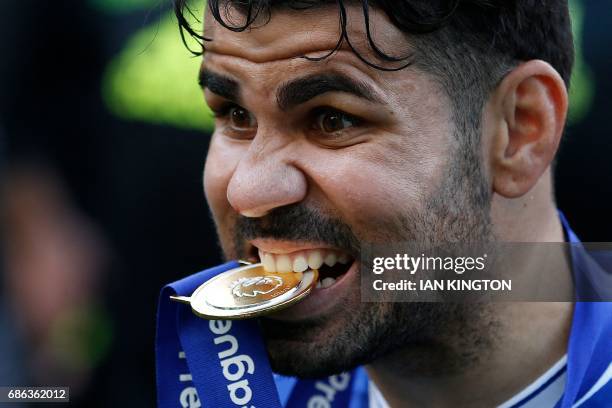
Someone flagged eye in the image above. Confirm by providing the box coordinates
[227,105,256,130]
[212,103,256,131]
[314,108,361,133]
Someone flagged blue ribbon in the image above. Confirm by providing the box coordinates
[156,262,355,408]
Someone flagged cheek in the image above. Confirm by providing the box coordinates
[307,135,448,241]
[324,161,421,237]
[204,136,240,220]
[204,136,247,258]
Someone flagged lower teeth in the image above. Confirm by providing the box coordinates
[319,277,336,289]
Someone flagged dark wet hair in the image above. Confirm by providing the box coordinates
[173,0,573,135]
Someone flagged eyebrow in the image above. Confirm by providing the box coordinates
[199,69,382,111]
[199,69,240,102]
[277,73,383,111]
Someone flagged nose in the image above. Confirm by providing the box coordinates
[226,138,307,218]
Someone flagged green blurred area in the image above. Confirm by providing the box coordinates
[89,0,160,14]
[568,0,595,124]
[102,0,593,132]
[49,306,114,373]
[103,7,214,132]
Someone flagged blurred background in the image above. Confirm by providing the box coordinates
[0,0,609,406]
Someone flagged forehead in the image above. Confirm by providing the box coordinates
[202,4,413,70]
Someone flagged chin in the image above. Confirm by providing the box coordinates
[259,304,366,378]
[259,301,494,378]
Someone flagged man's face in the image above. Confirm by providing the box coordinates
[202,5,493,377]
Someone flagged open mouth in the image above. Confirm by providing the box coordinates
[251,247,355,289]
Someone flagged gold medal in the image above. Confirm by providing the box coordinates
[170,262,318,320]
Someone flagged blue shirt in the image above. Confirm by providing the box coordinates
[275,213,612,407]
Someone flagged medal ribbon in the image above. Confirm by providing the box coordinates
[156,262,355,407]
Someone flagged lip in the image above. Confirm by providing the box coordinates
[249,238,344,255]
[266,257,359,321]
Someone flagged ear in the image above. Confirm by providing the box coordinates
[487,60,568,198]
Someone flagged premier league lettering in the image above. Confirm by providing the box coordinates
[209,320,256,407]
[307,373,351,408]
[178,351,201,408]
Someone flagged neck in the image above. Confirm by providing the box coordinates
[366,172,575,407]
[366,302,573,407]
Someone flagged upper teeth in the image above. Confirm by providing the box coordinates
[258,248,349,273]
